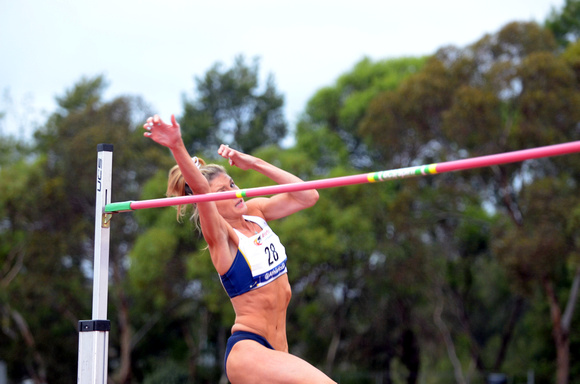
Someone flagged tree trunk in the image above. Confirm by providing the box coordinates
[494,166,523,226]
[433,299,466,384]
[493,296,524,371]
[181,321,199,380]
[325,286,347,376]
[117,295,132,384]
[542,276,569,384]
[8,306,47,383]
[113,263,132,384]
[400,328,420,384]
[455,294,486,374]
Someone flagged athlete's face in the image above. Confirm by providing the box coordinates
[209,173,247,217]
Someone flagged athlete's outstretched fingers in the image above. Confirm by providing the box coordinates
[143,118,153,137]
[171,114,179,127]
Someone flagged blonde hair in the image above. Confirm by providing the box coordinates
[166,158,228,230]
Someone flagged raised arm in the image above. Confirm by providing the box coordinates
[143,115,230,247]
[217,145,319,221]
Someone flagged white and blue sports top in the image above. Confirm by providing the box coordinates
[219,215,288,298]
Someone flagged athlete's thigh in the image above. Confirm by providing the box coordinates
[226,340,336,384]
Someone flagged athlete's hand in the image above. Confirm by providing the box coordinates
[217,144,256,170]
[143,114,182,150]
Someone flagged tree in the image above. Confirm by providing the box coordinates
[298,56,427,170]
[546,0,580,48]
[181,55,287,155]
[0,75,168,383]
[493,176,580,383]
[361,21,580,383]
[292,56,436,383]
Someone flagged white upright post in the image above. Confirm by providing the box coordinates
[0,360,7,384]
[78,144,113,384]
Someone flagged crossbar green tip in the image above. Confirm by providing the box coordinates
[105,201,133,213]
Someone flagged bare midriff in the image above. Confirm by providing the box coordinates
[230,274,292,352]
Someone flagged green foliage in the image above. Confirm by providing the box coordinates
[300,56,427,169]
[0,74,171,383]
[3,8,580,383]
[54,76,107,112]
[515,52,580,148]
[494,176,578,293]
[295,119,350,174]
[0,135,32,167]
[562,39,580,81]
[359,19,580,383]
[181,54,287,155]
[129,227,178,304]
[546,0,580,47]
[361,57,456,165]
[455,205,494,257]
[442,86,503,150]
[142,360,189,384]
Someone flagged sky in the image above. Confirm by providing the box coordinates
[0,0,566,139]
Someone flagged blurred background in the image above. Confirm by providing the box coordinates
[1,1,579,383]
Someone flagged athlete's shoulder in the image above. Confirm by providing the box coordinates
[245,198,269,220]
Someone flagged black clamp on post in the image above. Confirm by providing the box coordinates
[78,320,111,332]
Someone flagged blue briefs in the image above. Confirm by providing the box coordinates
[224,331,274,379]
